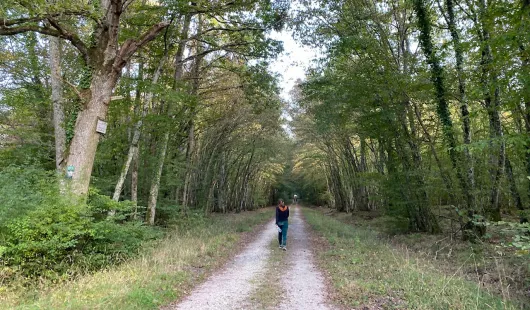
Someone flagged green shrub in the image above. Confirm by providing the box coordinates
[2,199,93,277]
[0,170,162,281]
[0,166,56,232]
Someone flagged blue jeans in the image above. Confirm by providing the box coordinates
[277,220,289,246]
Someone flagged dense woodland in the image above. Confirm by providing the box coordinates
[290,0,530,237]
[0,0,529,292]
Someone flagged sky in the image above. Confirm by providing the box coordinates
[267,30,319,103]
[266,29,319,136]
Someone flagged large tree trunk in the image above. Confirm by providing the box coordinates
[49,36,66,171]
[0,3,167,196]
[66,73,116,196]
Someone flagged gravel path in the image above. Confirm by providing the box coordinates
[167,219,276,310]
[166,206,336,310]
[278,206,336,310]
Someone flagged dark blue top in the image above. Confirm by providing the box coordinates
[276,206,289,224]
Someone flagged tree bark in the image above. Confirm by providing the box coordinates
[147,131,170,225]
[477,0,504,220]
[445,0,475,209]
[0,4,169,197]
[182,14,204,211]
[413,0,474,205]
[131,146,139,218]
[49,36,66,171]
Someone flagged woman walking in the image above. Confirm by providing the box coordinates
[276,199,289,251]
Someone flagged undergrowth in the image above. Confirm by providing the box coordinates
[302,207,526,309]
[1,207,273,309]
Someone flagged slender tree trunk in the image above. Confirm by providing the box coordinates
[182,122,196,209]
[147,131,170,225]
[131,147,139,218]
[412,99,453,193]
[445,0,475,208]
[413,0,470,209]
[49,36,66,171]
[477,0,504,220]
[505,157,523,210]
[147,14,192,223]
[400,101,441,233]
[517,0,530,207]
[182,15,204,210]
[112,58,163,201]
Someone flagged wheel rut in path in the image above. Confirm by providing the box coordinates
[164,206,336,310]
[164,219,277,310]
[278,206,336,310]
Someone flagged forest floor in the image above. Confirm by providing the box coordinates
[304,207,529,309]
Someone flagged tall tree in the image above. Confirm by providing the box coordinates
[1,0,169,196]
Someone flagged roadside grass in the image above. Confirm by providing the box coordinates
[0,208,273,309]
[302,207,525,309]
[327,208,530,303]
[249,238,285,309]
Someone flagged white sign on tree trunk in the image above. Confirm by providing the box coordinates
[96,119,108,134]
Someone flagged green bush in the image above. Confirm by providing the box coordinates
[0,168,162,281]
[2,200,93,277]
[0,166,56,233]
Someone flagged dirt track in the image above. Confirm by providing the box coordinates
[165,206,335,310]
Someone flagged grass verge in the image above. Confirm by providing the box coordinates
[248,238,286,309]
[0,208,273,309]
[302,207,525,309]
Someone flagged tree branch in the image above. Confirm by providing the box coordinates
[114,21,170,71]
[0,15,90,63]
[1,11,88,27]
[63,78,84,101]
[47,18,89,63]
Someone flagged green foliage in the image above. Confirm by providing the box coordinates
[494,221,530,255]
[2,199,93,278]
[0,169,161,280]
[0,166,55,233]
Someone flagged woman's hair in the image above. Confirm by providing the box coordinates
[278,199,284,204]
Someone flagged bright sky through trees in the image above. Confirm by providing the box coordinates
[268,30,317,103]
[268,29,318,136]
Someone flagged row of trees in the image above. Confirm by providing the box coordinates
[290,0,530,235]
[0,0,289,224]
[0,0,291,279]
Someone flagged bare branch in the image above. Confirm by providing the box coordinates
[201,26,264,35]
[63,78,84,101]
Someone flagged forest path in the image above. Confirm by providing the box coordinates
[164,205,336,310]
